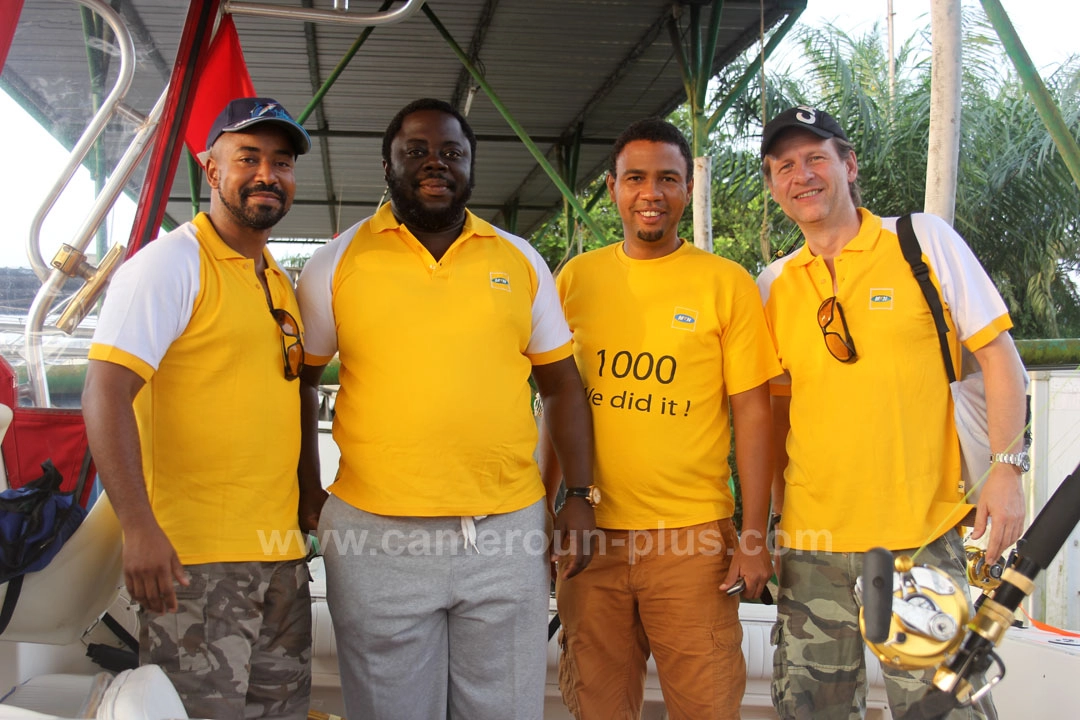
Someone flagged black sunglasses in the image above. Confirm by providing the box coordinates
[271,308,304,380]
[817,296,857,363]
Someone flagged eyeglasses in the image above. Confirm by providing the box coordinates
[817,296,857,363]
[271,308,304,380]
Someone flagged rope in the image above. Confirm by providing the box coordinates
[758,0,771,264]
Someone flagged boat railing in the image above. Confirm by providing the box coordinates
[224,0,426,26]
[23,0,150,408]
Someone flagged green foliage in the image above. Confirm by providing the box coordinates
[758,16,1080,338]
[533,11,1080,336]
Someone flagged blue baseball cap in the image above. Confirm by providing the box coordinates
[204,97,311,156]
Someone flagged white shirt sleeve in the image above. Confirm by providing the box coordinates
[883,213,1009,343]
[496,229,572,356]
[296,221,360,360]
[90,225,201,371]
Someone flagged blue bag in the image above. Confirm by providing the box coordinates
[0,460,87,633]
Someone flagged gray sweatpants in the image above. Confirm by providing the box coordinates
[319,494,550,720]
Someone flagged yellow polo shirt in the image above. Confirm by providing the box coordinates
[757,210,1013,551]
[89,213,305,563]
[557,241,781,529]
[297,204,572,516]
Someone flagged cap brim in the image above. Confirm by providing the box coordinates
[761,124,837,157]
[220,118,311,155]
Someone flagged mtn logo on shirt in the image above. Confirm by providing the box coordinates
[490,272,511,292]
[671,307,698,331]
[868,289,894,310]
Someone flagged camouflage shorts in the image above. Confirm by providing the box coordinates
[139,558,312,720]
[771,530,997,720]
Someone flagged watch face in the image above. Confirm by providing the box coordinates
[588,486,602,506]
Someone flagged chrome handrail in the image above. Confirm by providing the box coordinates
[24,89,166,408]
[224,0,425,26]
[23,0,142,408]
[25,0,137,283]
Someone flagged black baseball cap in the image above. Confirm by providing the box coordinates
[204,97,311,156]
[760,106,848,157]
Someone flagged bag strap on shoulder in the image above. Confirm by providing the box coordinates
[896,213,957,383]
[0,574,23,634]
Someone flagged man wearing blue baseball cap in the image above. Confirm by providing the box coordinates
[756,105,1026,719]
[84,97,313,719]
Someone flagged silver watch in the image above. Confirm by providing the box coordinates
[989,451,1030,473]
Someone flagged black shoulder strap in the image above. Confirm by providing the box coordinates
[896,214,957,383]
[74,446,93,508]
[0,574,24,635]
[101,611,139,654]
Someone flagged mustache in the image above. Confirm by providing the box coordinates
[414,174,456,190]
[241,183,287,203]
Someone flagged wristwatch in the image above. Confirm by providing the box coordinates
[989,451,1030,473]
[565,485,601,507]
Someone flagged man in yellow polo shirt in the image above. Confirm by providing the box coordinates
[545,118,781,720]
[295,98,594,720]
[83,98,313,720]
[757,105,1027,719]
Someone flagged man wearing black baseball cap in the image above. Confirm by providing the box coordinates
[755,105,1025,720]
[84,96,313,720]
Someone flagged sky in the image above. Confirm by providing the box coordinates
[1,0,1078,270]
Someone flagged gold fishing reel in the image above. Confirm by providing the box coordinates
[856,555,969,670]
[965,545,1005,594]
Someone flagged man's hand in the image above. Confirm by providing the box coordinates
[122,521,187,614]
[719,531,773,600]
[299,485,329,535]
[970,464,1025,560]
[551,497,596,580]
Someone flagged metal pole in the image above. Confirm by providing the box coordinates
[296,0,395,125]
[980,0,1080,193]
[887,0,896,107]
[224,0,424,26]
[924,0,962,224]
[25,89,167,407]
[26,0,136,282]
[422,4,607,245]
[692,156,712,253]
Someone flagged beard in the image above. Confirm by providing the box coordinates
[386,166,473,233]
[636,229,666,242]
[218,183,289,230]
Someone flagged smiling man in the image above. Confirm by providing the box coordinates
[543,118,780,720]
[295,98,593,720]
[83,97,312,720]
[757,105,1027,720]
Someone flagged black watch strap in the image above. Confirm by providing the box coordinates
[564,485,600,507]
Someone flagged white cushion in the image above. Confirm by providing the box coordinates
[0,673,110,718]
[95,666,187,720]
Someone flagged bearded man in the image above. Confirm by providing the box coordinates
[294,98,594,720]
[84,97,313,720]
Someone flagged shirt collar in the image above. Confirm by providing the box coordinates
[370,202,497,241]
[786,208,882,267]
[192,212,285,278]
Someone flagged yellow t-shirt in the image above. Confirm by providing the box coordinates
[557,241,781,529]
[89,213,305,563]
[757,211,1013,551]
[297,204,572,516]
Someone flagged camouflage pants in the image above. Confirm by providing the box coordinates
[771,530,997,720]
[139,559,312,720]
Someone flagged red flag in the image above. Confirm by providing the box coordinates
[182,15,256,164]
[0,0,25,73]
